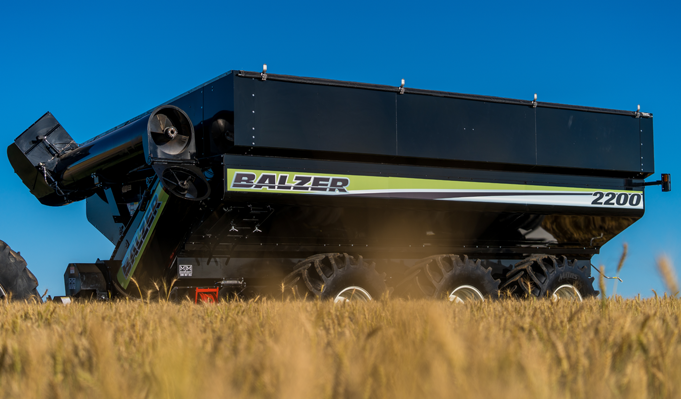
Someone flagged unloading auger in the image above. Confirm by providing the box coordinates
[3,67,671,303]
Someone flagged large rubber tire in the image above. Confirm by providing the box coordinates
[416,255,500,300]
[500,255,597,300]
[0,240,41,302]
[283,253,388,301]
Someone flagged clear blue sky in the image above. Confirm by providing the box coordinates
[1,0,679,298]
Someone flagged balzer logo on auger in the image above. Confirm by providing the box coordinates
[3,67,671,303]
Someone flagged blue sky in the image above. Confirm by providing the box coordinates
[1,0,679,298]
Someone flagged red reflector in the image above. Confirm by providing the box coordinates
[195,287,219,304]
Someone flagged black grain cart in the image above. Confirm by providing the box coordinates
[3,68,671,303]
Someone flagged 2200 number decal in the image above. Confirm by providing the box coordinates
[591,192,642,206]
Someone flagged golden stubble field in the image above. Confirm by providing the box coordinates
[1,297,681,399]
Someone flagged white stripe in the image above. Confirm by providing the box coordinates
[438,195,643,209]
[268,189,591,197]
[230,185,644,209]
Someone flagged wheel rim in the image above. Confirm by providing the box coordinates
[334,286,373,303]
[448,285,485,303]
[552,284,583,302]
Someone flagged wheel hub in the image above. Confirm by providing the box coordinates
[448,285,485,303]
[334,286,373,303]
[552,284,583,302]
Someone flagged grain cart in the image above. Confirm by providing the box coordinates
[4,68,671,303]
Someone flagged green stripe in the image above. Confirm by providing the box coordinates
[226,169,640,194]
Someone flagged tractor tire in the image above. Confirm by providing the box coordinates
[500,254,597,300]
[283,253,387,301]
[0,240,41,302]
[416,255,500,302]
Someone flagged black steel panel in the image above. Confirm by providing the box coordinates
[235,78,397,155]
[204,75,234,121]
[537,108,640,172]
[640,117,654,175]
[168,86,204,129]
[86,191,124,244]
[203,74,235,155]
[229,71,650,179]
[233,76,256,147]
[396,94,535,165]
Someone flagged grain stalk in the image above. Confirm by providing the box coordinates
[599,265,607,312]
[611,243,628,298]
[598,265,606,299]
[656,255,679,297]
[163,278,178,302]
[130,277,143,300]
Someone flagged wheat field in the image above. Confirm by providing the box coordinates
[1,296,681,399]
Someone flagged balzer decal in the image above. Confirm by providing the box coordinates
[232,172,350,193]
[117,184,169,289]
[227,169,644,209]
[120,194,162,279]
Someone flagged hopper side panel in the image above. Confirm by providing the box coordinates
[536,108,641,173]
[235,78,397,155]
[396,94,536,165]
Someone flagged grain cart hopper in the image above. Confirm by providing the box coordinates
[4,68,671,302]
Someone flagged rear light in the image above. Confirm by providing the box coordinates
[662,173,672,192]
[195,287,219,304]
